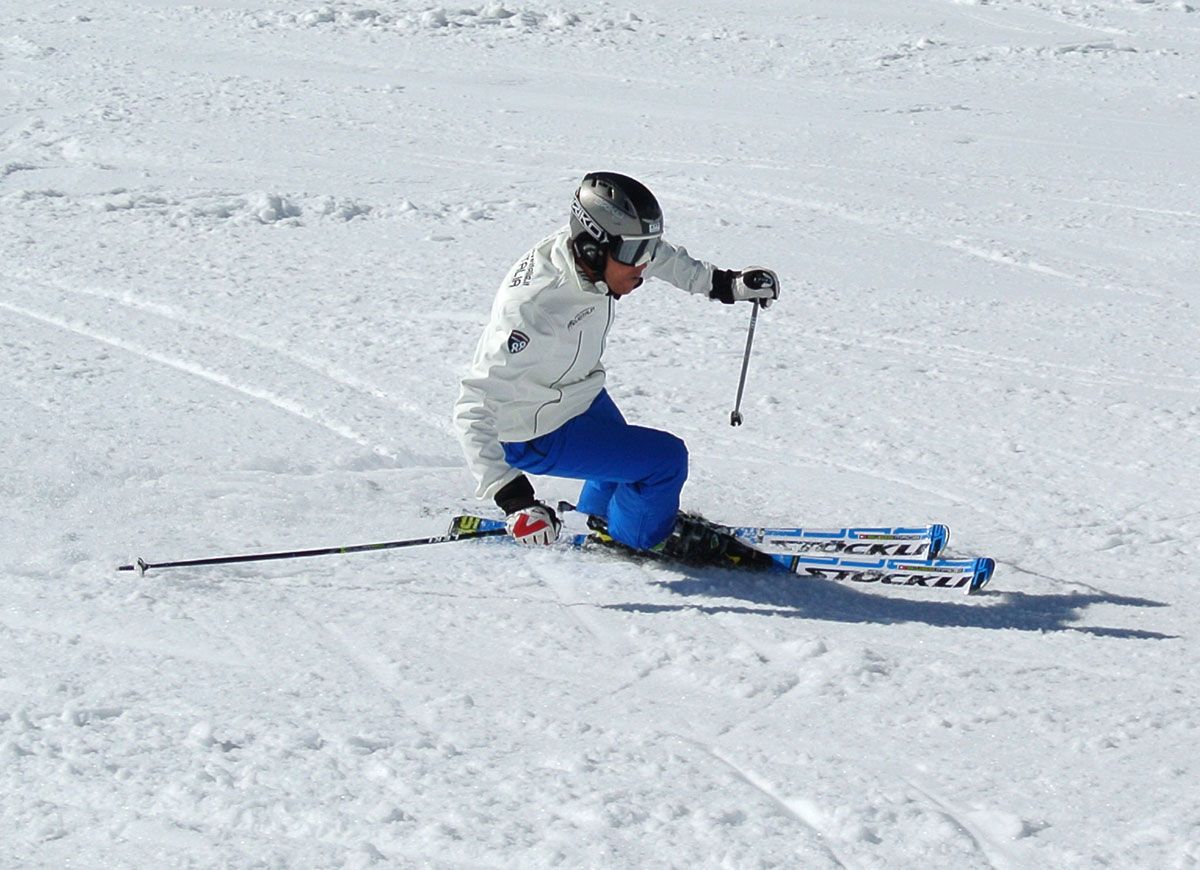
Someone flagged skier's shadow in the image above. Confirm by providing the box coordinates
[605,569,1176,640]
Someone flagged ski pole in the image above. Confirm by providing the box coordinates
[116,519,507,576]
[729,301,759,426]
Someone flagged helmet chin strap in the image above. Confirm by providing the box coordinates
[604,276,641,300]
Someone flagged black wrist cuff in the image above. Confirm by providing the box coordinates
[710,269,737,304]
[495,474,537,514]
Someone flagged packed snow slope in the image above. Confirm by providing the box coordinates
[2,0,1198,866]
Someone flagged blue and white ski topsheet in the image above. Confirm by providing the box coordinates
[732,524,949,559]
[766,552,993,594]
[449,515,993,594]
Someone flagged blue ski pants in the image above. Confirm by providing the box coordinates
[502,390,687,550]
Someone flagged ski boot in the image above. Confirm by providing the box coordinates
[586,512,773,569]
[659,513,775,569]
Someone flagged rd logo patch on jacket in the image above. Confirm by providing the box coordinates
[507,330,530,354]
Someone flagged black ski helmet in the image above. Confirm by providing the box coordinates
[570,172,663,271]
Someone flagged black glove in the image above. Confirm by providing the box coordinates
[711,268,781,308]
[495,474,561,546]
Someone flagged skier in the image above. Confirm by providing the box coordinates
[453,171,780,556]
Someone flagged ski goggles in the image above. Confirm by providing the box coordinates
[609,233,661,267]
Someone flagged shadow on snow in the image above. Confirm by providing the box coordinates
[602,569,1176,640]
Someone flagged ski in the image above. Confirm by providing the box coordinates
[767,552,994,594]
[449,515,993,593]
[731,523,949,559]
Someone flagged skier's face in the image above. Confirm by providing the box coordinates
[603,257,648,296]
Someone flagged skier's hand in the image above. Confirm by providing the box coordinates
[505,502,561,546]
[711,268,781,308]
[736,268,780,308]
[494,475,561,546]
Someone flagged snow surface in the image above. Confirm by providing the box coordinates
[2,0,1199,866]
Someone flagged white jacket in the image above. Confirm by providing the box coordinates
[454,226,716,499]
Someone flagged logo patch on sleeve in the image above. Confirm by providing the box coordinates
[507,330,530,354]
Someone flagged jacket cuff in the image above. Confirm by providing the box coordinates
[494,474,537,514]
[709,268,738,304]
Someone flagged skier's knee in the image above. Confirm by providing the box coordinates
[664,434,688,483]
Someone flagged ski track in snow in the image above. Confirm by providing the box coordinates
[0,285,454,469]
[3,0,1199,866]
[15,272,458,435]
[700,742,852,869]
[900,777,1010,870]
[0,298,395,454]
[527,555,633,655]
[0,608,251,672]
